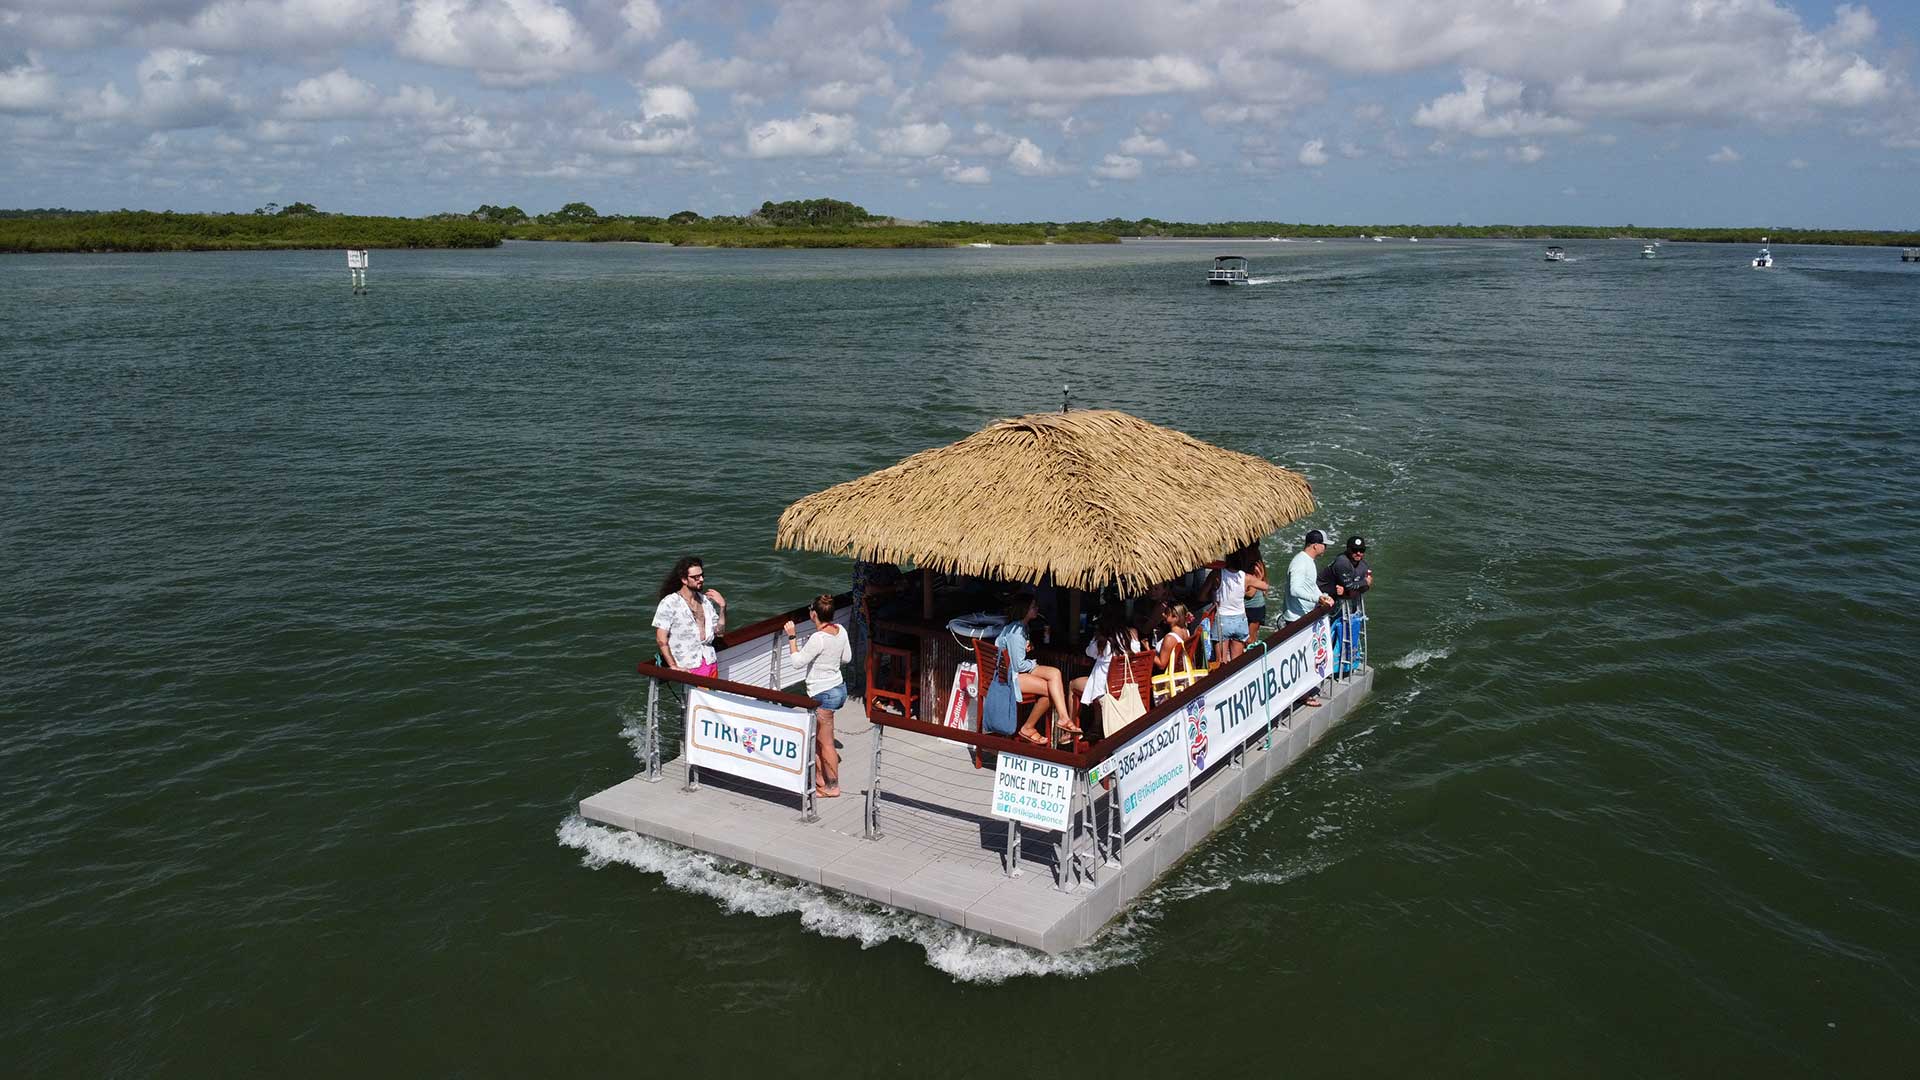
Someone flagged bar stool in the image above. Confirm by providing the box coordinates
[866,643,919,720]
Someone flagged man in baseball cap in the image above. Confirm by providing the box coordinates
[1285,529,1336,706]
[1318,536,1373,675]
[1319,536,1373,605]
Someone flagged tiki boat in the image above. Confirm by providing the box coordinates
[579,411,1375,953]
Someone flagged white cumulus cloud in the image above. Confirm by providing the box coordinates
[1007,135,1067,175]
[399,0,610,86]
[1707,144,1741,164]
[1092,153,1141,180]
[944,161,990,184]
[643,39,763,90]
[0,52,59,113]
[745,111,854,157]
[279,68,378,120]
[639,84,697,122]
[1298,138,1328,166]
[1414,69,1580,138]
[71,48,244,129]
[938,53,1211,104]
[1118,130,1168,156]
[875,121,951,157]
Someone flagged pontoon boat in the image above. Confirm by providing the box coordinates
[1207,255,1251,286]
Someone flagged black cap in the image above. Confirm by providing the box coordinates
[1347,536,1367,554]
[1303,529,1328,546]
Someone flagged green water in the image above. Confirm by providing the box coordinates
[3,239,1917,1076]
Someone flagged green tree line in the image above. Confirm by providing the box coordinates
[4,200,1917,252]
[0,209,504,253]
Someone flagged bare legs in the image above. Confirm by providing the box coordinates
[1015,664,1077,743]
[815,708,839,796]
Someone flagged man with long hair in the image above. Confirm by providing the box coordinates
[652,556,727,676]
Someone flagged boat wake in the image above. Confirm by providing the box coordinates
[555,816,1147,983]
[1389,645,1452,669]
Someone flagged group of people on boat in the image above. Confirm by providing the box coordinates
[648,527,1374,788]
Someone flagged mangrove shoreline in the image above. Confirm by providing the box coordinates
[4,206,1917,254]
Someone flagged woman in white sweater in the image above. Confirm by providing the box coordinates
[784,594,851,798]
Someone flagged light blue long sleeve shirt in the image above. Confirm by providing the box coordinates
[1285,550,1321,620]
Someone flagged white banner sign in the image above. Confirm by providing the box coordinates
[1092,614,1331,831]
[1093,713,1189,831]
[685,687,815,794]
[1182,615,1332,775]
[990,752,1073,831]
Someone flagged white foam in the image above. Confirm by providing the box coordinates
[1236,849,1343,888]
[1390,646,1452,669]
[555,816,1145,983]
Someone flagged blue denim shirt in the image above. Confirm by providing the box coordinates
[993,620,1036,675]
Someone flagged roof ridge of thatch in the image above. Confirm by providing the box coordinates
[775,409,1315,592]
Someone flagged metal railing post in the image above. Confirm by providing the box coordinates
[863,725,885,839]
[800,718,818,823]
[1068,770,1096,888]
[1005,815,1022,877]
[644,677,663,782]
[1107,776,1124,867]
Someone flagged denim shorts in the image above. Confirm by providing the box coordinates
[813,683,847,711]
[1216,613,1250,642]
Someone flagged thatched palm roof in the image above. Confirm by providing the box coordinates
[775,410,1316,593]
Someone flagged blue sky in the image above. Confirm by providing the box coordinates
[2,1,1917,226]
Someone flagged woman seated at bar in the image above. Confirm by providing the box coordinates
[1070,601,1144,735]
[784,594,850,799]
[994,593,1077,745]
[1154,601,1193,675]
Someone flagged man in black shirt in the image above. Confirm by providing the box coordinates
[1318,536,1372,606]
[1317,537,1372,670]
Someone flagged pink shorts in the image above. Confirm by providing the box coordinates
[689,661,718,678]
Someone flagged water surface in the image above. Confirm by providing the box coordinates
[3,238,1917,1076]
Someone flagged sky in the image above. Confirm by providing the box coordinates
[2,1,1918,226]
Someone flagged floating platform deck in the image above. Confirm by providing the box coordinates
[580,667,1374,954]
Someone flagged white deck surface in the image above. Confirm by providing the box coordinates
[582,668,1374,953]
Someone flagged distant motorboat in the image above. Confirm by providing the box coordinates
[1545,246,1567,262]
[1751,247,1773,269]
[1207,255,1252,286]
[967,242,994,249]
[1642,244,1657,259]
[1409,237,1419,243]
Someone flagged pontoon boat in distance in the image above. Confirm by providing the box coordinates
[1207,255,1251,285]
[1545,246,1567,262]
